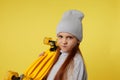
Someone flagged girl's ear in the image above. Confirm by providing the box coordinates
[56,39,59,46]
[77,41,80,45]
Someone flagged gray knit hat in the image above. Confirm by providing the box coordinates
[56,10,84,42]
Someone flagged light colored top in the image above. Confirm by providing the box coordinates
[47,50,87,80]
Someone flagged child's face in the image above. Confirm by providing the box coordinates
[57,32,79,53]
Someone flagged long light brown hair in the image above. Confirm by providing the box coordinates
[54,44,82,80]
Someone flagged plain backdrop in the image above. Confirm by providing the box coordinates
[0,0,120,80]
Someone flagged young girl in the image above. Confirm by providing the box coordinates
[46,10,87,80]
[4,10,87,80]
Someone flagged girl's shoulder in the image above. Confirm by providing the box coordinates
[73,52,85,71]
[74,52,84,64]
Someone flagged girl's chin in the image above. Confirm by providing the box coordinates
[60,47,70,52]
[61,49,69,53]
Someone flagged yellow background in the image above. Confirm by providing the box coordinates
[0,0,120,80]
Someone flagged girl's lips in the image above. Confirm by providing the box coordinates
[61,45,67,47]
[61,45,67,48]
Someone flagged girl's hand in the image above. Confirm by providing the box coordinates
[39,52,45,57]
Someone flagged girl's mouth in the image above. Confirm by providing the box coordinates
[61,45,67,48]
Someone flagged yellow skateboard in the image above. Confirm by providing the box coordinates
[4,37,59,80]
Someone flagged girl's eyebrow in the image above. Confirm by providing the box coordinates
[66,35,74,37]
[57,34,62,36]
[57,35,63,38]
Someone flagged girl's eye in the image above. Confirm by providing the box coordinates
[57,35,63,38]
[67,36,73,39]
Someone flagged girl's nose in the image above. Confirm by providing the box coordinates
[62,38,67,44]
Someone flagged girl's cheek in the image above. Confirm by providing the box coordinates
[56,40,61,46]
